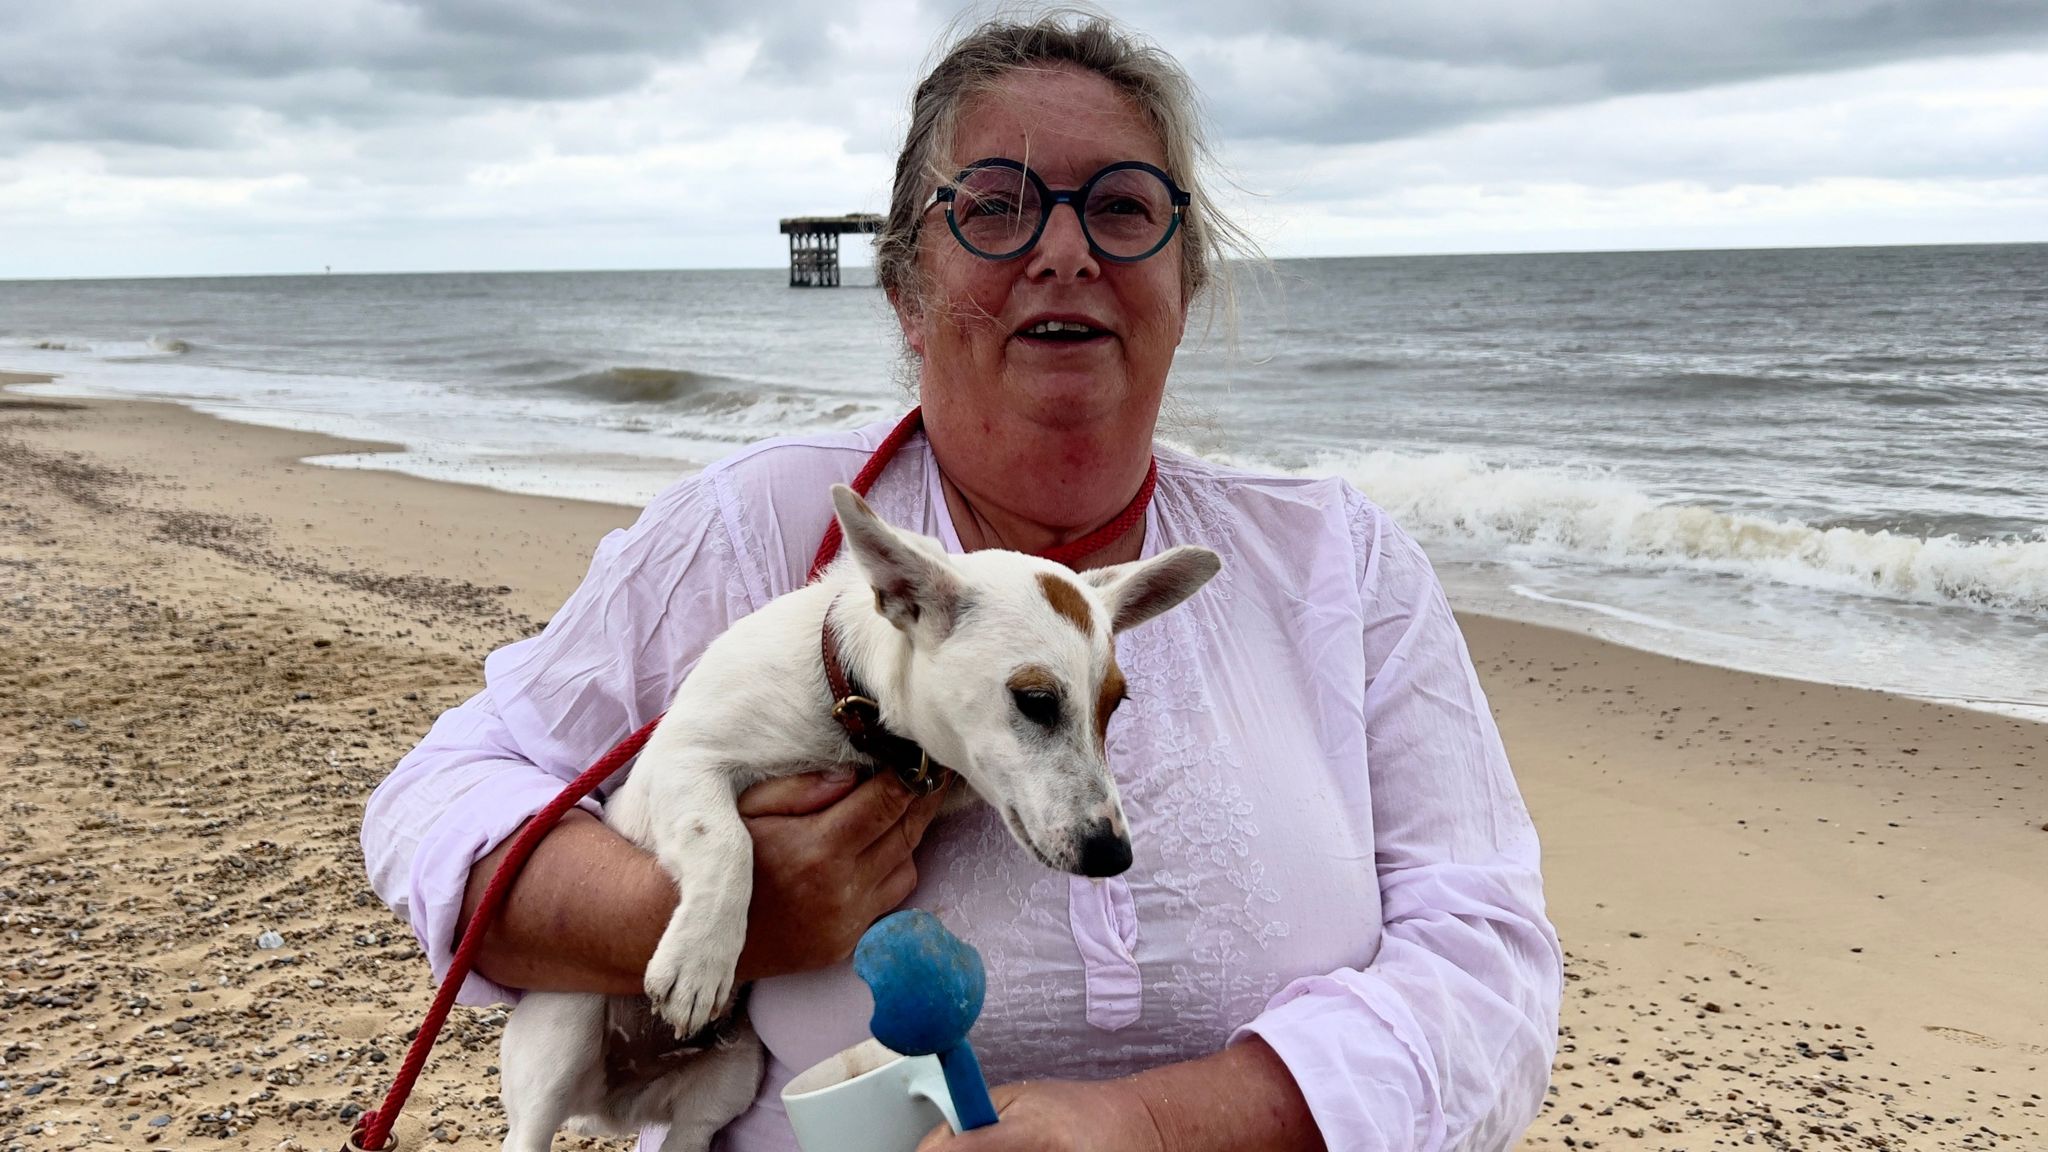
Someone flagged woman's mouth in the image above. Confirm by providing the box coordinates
[1016,319,1112,346]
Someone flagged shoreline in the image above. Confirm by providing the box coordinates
[13,371,2039,726]
[3,380,2043,1149]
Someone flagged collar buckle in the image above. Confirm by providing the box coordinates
[894,746,943,796]
[831,693,880,730]
[823,603,952,798]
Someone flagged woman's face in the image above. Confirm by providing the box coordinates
[897,66,1188,440]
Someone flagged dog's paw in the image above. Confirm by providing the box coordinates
[644,928,740,1040]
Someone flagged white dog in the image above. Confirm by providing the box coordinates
[497,485,1221,1152]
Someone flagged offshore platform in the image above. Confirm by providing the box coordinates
[778,213,884,287]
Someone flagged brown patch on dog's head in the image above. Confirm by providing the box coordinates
[1094,660,1127,753]
[1007,664,1061,696]
[1036,571,1094,635]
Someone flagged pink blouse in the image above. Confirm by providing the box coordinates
[362,420,1562,1151]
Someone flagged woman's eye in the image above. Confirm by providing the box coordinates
[1011,688,1062,728]
[963,196,1021,219]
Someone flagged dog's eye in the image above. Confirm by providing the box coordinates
[1011,687,1062,728]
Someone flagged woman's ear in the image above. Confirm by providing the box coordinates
[888,289,928,358]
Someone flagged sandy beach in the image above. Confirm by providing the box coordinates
[2,378,2041,1151]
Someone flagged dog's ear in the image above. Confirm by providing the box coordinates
[1080,546,1221,634]
[831,484,962,639]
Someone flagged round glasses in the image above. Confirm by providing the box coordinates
[934,158,1192,264]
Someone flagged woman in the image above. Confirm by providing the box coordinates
[363,14,1561,1151]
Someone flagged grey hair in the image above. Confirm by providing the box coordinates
[876,7,1259,320]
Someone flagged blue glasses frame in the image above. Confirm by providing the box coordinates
[933,157,1192,264]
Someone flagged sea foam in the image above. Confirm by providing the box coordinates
[1316,449,2048,616]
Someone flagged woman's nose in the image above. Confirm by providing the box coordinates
[1026,201,1099,282]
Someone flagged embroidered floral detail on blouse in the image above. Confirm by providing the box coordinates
[1154,472,1238,612]
[1113,591,1293,1053]
[925,805,1090,1078]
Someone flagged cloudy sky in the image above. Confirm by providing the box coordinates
[3,0,2046,279]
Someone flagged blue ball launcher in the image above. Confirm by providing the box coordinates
[852,910,1000,1131]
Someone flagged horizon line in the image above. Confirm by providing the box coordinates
[3,236,2043,285]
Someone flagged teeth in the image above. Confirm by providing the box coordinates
[1026,320,1098,335]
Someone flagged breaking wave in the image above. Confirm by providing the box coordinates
[539,366,753,411]
[533,365,899,441]
[149,335,193,354]
[1320,450,2048,615]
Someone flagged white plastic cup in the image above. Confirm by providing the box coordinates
[781,1038,964,1152]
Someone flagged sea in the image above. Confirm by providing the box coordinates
[4,244,2045,723]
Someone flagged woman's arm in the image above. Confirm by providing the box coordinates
[457,808,672,995]
[1225,504,1561,1151]
[1126,1040,1324,1152]
[916,1038,1321,1152]
[456,773,948,995]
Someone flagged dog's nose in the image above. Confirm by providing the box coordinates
[1076,821,1133,878]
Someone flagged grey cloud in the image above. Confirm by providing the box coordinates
[1187,0,2048,82]
[1120,0,2048,144]
[749,23,839,82]
[4,100,240,151]
[1222,49,2048,205]
[12,0,2047,162]
[0,0,852,152]
[6,0,2047,283]
[1180,43,1610,145]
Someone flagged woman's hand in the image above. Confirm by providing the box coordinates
[733,768,951,982]
[915,1080,1165,1152]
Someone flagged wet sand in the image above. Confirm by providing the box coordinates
[2,379,2041,1150]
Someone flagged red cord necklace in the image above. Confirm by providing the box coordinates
[351,408,1157,1150]
[807,406,1156,578]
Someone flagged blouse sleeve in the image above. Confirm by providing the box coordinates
[1232,494,1563,1151]
[359,474,759,1004]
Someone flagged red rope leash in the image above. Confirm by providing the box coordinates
[350,714,664,1150]
[806,407,930,582]
[352,407,1153,1149]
